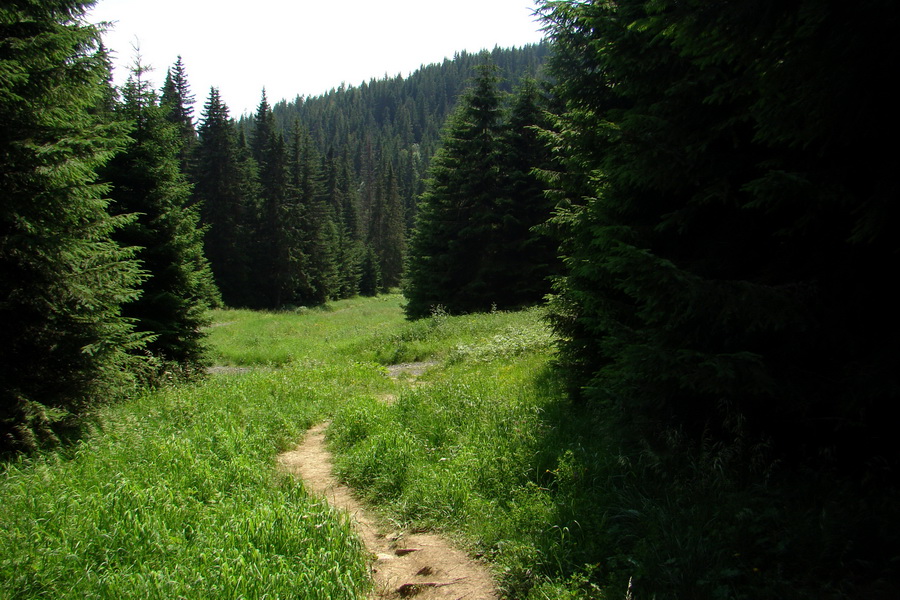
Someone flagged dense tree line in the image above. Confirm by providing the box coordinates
[1,1,215,450]
[194,88,404,308]
[531,0,899,597]
[1,0,549,448]
[256,44,550,231]
[404,67,558,317]
[208,45,550,309]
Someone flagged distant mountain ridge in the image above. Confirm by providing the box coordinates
[239,42,551,221]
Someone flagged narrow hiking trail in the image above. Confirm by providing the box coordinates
[277,362,499,600]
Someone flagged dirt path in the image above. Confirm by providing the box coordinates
[277,362,499,600]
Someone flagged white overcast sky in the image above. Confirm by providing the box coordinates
[87,0,545,118]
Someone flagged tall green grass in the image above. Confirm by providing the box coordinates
[325,307,620,599]
[5,295,882,599]
[1,294,592,598]
[0,314,397,599]
[206,295,407,367]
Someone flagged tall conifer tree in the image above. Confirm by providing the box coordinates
[247,91,299,307]
[538,1,900,596]
[160,55,196,174]
[1,0,144,449]
[369,161,406,290]
[194,87,254,306]
[291,128,338,304]
[320,150,362,299]
[494,77,558,305]
[404,63,556,317]
[103,58,218,372]
[540,0,900,463]
[250,89,275,166]
[404,64,507,318]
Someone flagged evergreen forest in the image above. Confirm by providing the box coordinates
[1,0,551,448]
[2,0,898,598]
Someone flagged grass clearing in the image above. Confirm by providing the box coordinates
[0,311,397,599]
[1,295,605,599]
[4,294,874,599]
[0,367,377,599]
[206,295,406,367]
[328,337,616,599]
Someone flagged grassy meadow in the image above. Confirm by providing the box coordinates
[3,294,874,599]
[0,295,599,599]
[0,297,398,599]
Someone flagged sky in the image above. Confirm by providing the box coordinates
[87,0,546,118]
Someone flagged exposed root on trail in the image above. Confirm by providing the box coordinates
[278,422,499,600]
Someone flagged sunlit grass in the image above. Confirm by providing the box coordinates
[8,295,847,600]
[0,295,644,599]
[206,294,406,366]
[0,356,389,599]
[324,305,616,598]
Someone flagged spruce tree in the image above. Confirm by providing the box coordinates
[495,78,558,306]
[250,89,275,166]
[358,245,382,297]
[291,128,338,304]
[247,91,301,308]
[103,59,218,372]
[540,0,900,465]
[1,0,144,449]
[194,87,253,306]
[537,2,900,596]
[282,120,313,305]
[256,131,291,307]
[404,64,507,318]
[369,161,406,290]
[320,150,362,299]
[160,55,196,174]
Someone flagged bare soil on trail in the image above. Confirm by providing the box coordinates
[385,361,439,380]
[205,365,254,375]
[277,362,500,600]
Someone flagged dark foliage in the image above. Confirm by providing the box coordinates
[160,55,197,174]
[1,0,144,450]
[542,0,900,470]
[103,61,217,372]
[539,0,900,596]
[404,64,508,318]
[404,64,559,318]
[193,87,255,306]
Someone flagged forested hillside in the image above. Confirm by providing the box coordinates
[1,0,548,447]
[209,43,551,308]
[263,43,550,225]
